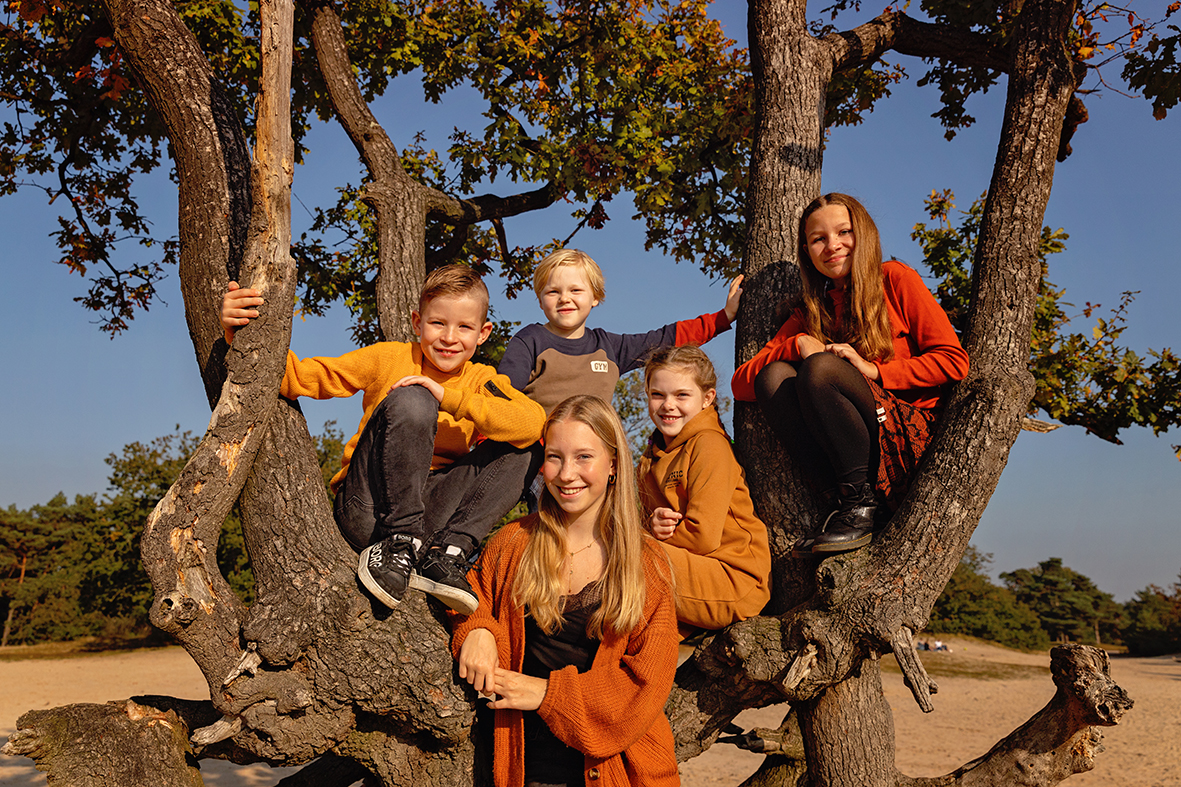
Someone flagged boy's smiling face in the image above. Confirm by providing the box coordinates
[539,266,599,340]
[412,294,492,374]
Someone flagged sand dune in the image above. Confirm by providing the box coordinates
[2,637,1177,786]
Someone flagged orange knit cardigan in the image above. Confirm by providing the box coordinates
[451,518,681,787]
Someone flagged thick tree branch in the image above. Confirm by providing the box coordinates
[823,11,1009,74]
[304,0,558,328]
[2,701,204,786]
[428,181,560,225]
[131,0,299,699]
[304,0,426,341]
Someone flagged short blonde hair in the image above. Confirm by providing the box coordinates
[419,264,490,322]
[532,249,606,303]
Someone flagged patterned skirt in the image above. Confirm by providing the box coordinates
[867,378,941,512]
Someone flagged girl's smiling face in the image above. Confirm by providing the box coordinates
[646,367,716,441]
[543,419,615,527]
[805,203,856,289]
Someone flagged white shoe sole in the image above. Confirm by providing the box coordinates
[409,573,478,615]
[358,546,404,609]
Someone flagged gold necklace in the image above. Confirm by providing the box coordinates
[566,538,600,585]
[567,539,598,558]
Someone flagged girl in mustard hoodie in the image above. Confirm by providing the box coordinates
[639,346,772,639]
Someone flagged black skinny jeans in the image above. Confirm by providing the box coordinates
[753,352,880,490]
[333,385,543,556]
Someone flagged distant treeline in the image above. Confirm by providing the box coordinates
[0,425,345,648]
[2,428,1179,656]
[929,547,1181,655]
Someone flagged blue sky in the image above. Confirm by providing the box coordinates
[1,4,1178,601]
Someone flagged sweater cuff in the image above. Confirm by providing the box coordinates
[440,386,464,415]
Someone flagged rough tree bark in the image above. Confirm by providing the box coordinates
[98,0,251,407]
[670,1,1122,786]
[1,0,1135,785]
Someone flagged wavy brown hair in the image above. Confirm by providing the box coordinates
[796,193,894,362]
[643,344,718,393]
[513,395,663,638]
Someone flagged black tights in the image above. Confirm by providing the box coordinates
[753,353,880,489]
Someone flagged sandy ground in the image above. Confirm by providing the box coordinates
[1,637,1177,786]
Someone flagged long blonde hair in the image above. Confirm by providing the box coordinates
[513,395,650,638]
[797,193,894,362]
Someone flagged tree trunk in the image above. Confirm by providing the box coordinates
[0,553,26,647]
[100,0,252,406]
[800,659,896,787]
[678,0,1090,783]
[1,701,205,787]
[736,0,829,615]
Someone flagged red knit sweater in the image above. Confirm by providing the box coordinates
[732,260,969,408]
[451,519,681,787]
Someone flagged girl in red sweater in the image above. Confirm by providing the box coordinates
[732,193,969,554]
[452,395,679,787]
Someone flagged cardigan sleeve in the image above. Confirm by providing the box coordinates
[450,526,519,663]
[536,558,678,759]
[730,310,808,401]
[873,264,970,391]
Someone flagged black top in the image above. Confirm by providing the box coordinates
[523,581,604,786]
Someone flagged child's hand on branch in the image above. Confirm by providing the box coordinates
[221,281,263,343]
[650,507,682,541]
[724,275,744,324]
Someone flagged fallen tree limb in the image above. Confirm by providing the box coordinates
[901,644,1132,787]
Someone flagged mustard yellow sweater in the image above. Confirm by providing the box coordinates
[280,342,545,492]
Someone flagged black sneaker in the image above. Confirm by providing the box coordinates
[410,549,479,615]
[358,534,418,609]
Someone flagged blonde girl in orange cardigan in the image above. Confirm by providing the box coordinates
[640,346,771,639]
[452,395,679,787]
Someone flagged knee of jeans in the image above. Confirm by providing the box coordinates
[379,384,439,426]
[335,496,378,551]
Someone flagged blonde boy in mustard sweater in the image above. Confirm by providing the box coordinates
[221,265,545,615]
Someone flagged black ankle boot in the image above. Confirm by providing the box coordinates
[790,487,839,558]
[812,482,876,554]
